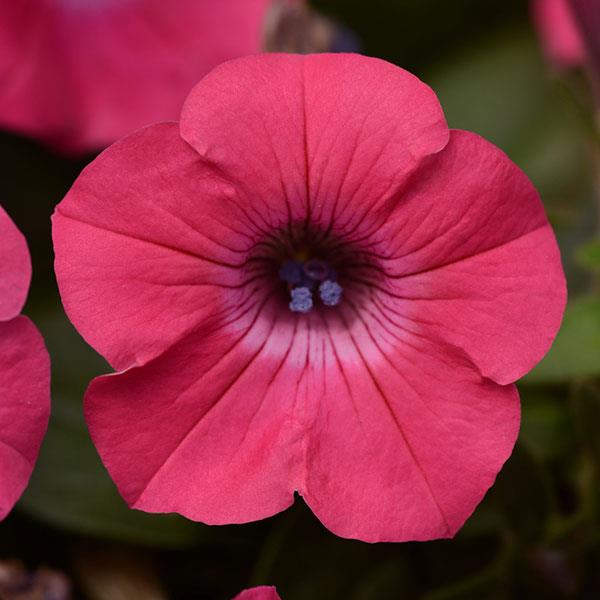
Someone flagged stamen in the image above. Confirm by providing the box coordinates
[289,286,313,313]
[319,280,343,306]
[279,255,343,313]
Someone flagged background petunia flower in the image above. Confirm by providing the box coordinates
[52,53,566,543]
[0,205,50,520]
[233,586,281,600]
[565,0,600,95]
[0,0,358,155]
[531,0,586,69]
[0,0,272,153]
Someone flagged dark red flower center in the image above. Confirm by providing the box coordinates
[247,220,381,315]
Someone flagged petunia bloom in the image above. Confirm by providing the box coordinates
[233,587,281,600]
[53,53,566,542]
[0,205,50,519]
[531,0,586,69]
[0,0,357,154]
[566,0,600,91]
[0,0,272,153]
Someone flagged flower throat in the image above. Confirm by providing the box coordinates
[279,257,343,313]
[248,221,372,316]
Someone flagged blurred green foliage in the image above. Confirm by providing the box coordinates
[576,239,600,272]
[527,297,600,383]
[0,1,599,598]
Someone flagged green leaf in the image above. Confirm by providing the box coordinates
[576,239,600,272]
[526,296,600,383]
[519,388,573,460]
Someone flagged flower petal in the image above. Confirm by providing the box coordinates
[85,283,519,542]
[0,316,50,520]
[233,587,281,600]
[371,130,566,384]
[84,303,305,524]
[0,205,31,321]
[532,0,585,69]
[53,123,255,371]
[180,53,449,229]
[301,309,520,542]
[0,0,271,152]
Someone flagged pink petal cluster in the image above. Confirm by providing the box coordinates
[233,587,281,600]
[531,0,586,69]
[53,53,566,543]
[0,0,272,153]
[0,206,50,519]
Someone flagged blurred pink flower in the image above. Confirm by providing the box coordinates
[53,54,566,542]
[0,206,50,520]
[233,587,281,600]
[567,1,600,92]
[0,0,272,153]
[532,0,586,68]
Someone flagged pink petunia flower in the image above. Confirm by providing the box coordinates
[531,0,586,69]
[52,54,566,542]
[567,1,600,94]
[233,587,281,600]
[0,0,272,153]
[0,206,50,519]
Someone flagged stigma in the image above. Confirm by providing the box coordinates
[279,258,343,313]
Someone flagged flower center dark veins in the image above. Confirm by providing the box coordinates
[246,220,382,317]
[279,258,342,313]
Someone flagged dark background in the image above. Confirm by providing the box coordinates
[1,0,599,598]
